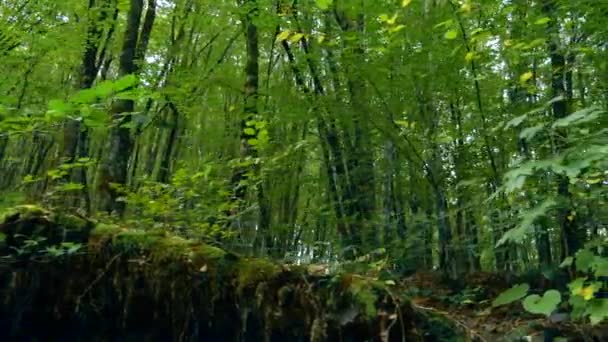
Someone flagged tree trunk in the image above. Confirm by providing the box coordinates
[0,136,7,165]
[450,101,479,273]
[61,0,112,211]
[158,105,180,183]
[335,6,377,252]
[228,0,270,254]
[96,0,155,215]
[543,0,581,260]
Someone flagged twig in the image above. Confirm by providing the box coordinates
[75,252,122,312]
[412,303,488,342]
[384,287,407,342]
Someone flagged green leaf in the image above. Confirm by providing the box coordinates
[527,38,545,48]
[569,293,587,319]
[55,182,85,192]
[534,17,551,25]
[254,121,266,129]
[519,124,544,141]
[289,33,305,43]
[444,29,458,40]
[113,74,139,92]
[434,19,453,29]
[117,0,130,11]
[522,290,561,316]
[94,80,116,97]
[505,113,528,129]
[493,283,529,307]
[70,88,98,104]
[315,0,332,10]
[552,107,603,128]
[497,198,557,246]
[575,249,595,272]
[60,242,82,254]
[47,99,72,117]
[83,108,108,127]
[243,127,256,136]
[587,299,608,325]
[519,71,533,85]
[568,277,586,294]
[258,129,269,144]
[276,30,291,42]
[593,257,608,277]
[389,25,406,34]
[395,120,412,128]
[560,256,573,268]
[47,169,68,180]
[22,175,41,184]
[114,90,140,101]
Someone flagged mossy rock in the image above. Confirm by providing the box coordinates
[0,205,93,255]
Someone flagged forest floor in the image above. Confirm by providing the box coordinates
[401,271,605,341]
[0,205,606,341]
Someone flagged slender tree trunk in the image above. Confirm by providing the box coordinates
[61,0,113,211]
[25,133,54,200]
[97,0,155,215]
[0,136,7,165]
[450,101,479,273]
[334,6,377,251]
[407,164,432,270]
[228,0,270,253]
[158,105,180,183]
[280,26,356,251]
[543,0,581,260]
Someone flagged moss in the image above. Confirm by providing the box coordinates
[188,243,227,264]
[149,235,196,267]
[54,212,90,230]
[53,212,93,242]
[0,207,470,341]
[112,229,166,252]
[3,204,50,221]
[0,205,92,254]
[90,223,123,238]
[89,223,123,249]
[236,258,280,293]
[327,274,384,320]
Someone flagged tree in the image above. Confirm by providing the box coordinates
[0,0,606,283]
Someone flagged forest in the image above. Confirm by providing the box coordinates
[0,0,607,340]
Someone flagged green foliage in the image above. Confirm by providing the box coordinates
[552,106,603,128]
[0,192,25,209]
[348,277,379,318]
[123,165,236,241]
[497,199,557,246]
[44,75,148,126]
[522,290,561,317]
[315,0,333,10]
[0,1,607,334]
[492,283,529,307]
[495,246,608,325]
[244,119,269,148]
[442,286,487,307]
[499,101,607,245]
[45,241,82,257]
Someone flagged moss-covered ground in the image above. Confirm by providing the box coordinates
[0,206,466,341]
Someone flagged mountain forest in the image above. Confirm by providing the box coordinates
[0,0,607,340]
